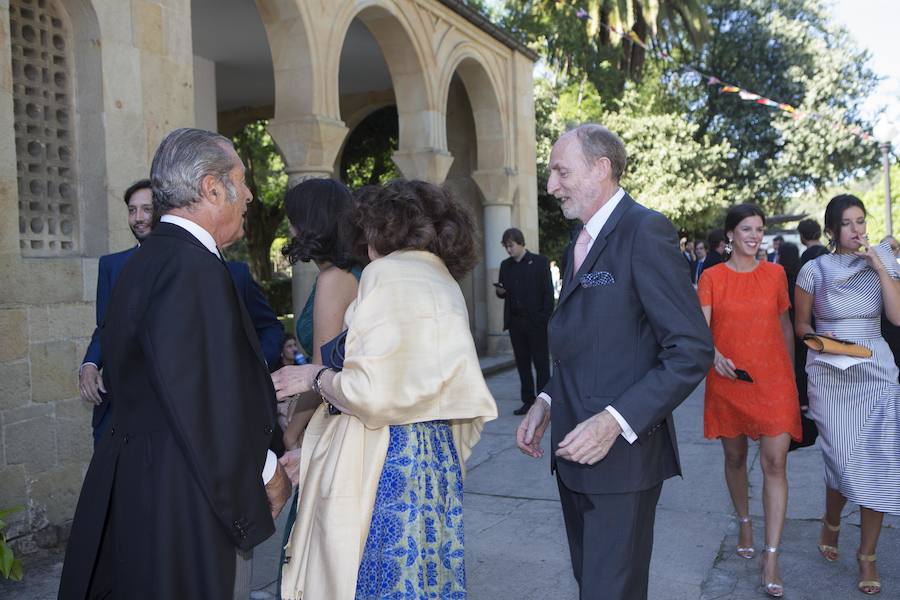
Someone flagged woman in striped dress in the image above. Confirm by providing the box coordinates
[794,194,900,595]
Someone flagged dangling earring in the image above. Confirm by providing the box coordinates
[725,238,733,255]
[826,236,836,252]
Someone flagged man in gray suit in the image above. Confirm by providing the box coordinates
[516,124,713,600]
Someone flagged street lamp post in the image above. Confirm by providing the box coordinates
[882,141,893,237]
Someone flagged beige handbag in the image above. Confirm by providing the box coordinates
[803,334,872,358]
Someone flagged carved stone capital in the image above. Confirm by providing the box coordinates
[391,148,455,184]
[472,167,517,206]
[267,115,349,183]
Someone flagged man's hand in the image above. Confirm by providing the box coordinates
[265,460,291,519]
[79,364,106,405]
[555,410,622,465]
[516,398,551,458]
[278,448,302,488]
[271,364,318,401]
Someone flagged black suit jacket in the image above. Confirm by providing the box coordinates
[544,195,713,494]
[59,223,277,599]
[498,251,554,330]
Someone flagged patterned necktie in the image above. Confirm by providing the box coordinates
[572,228,592,278]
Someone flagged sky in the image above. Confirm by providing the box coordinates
[830,0,900,145]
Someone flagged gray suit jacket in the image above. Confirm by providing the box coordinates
[546,194,713,494]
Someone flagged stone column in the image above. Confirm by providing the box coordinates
[267,116,349,321]
[473,168,518,355]
[392,148,455,184]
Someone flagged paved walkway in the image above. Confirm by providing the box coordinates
[3,366,897,599]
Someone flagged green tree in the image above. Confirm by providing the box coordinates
[671,0,880,212]
[502,0,709,92]
[231,120,289,282]
[340,106,401,188]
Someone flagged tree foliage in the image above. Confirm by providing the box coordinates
[502,0,881,254]
[671,0,880,211]
[503,0,709,92]
[340,106,401,188]
[231,120,289,281]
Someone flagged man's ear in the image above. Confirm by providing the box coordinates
[594,156,612,182]
[199,174,221,205]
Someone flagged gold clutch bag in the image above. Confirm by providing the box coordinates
[802,334,872,358]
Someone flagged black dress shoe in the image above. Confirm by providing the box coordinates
[513,403,533,416]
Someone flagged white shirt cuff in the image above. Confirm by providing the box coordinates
[79,362,99,377]
[261,450,277,484]
[537,392,552,407]
[604,406,637,444]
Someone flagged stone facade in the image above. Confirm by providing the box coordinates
[0,0,536,553]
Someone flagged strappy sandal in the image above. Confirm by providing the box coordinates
[761,546,784,598]
[857,552,881,595]
[817,517,840,561]
[736,516,755,559]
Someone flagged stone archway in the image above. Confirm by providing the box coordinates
[332,1,450,183]
[442,49,517,354]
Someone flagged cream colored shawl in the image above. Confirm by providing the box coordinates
[281,250,498,600]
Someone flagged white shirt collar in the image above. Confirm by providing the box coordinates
[159,214,220,258]
[582,187,625,242]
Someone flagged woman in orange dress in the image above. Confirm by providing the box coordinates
[697,203,801,598]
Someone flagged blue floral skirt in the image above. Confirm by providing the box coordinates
[355,421,466,599]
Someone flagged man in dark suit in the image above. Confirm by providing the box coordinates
[79,181,285,446]
[495,227,554,415]
[691,239,708,285]
[516,124,713,600]
[78,180,151,444]
[60,128,290,599]
[767,234,784,263]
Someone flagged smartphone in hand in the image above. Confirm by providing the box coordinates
[734,369,754,383]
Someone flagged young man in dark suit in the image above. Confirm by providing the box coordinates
[516,124,713,600]
[78,179,152,444]
[495,228,554,415]
[60,129,291,599]
[79,181,285,446]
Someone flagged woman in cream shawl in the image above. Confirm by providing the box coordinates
[272,180,498,600]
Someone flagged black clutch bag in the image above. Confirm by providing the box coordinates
[320,329,347,371]
[319,330,347,414]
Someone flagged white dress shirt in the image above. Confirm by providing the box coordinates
[160,215,277,483]
[537,187,638,444]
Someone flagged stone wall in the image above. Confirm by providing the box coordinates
[0,0,195,554]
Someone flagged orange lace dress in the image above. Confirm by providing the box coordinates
[697,261,801,441]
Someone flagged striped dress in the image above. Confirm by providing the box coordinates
[797,242,900,515]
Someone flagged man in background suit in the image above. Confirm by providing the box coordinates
[79,179,152,444]
[495,227,554,415]
[691,239,709,285]
[60,129,290,599]
[767,234,784,263]
[516,124,713,600]
[79,181,285,445]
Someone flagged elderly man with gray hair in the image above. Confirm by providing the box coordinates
[516,124,713,599]
[59,128,291,600]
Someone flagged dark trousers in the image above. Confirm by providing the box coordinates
[557,475,663,600]
[509,317,550,404]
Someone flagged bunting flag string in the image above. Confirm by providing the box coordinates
[573,9,874,143]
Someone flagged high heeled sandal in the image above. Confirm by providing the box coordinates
[761,546,784,598]
[818,518,840,561]
[736,516,755,559]
[857,552,881,595]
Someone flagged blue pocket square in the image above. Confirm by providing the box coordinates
[580,271,616,287]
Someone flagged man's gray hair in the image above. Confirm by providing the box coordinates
[571,124,627,182]
[150,128,238,213]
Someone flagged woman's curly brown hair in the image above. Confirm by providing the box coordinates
[353,179,478,280]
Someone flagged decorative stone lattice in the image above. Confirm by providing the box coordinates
[10,0,78,256]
